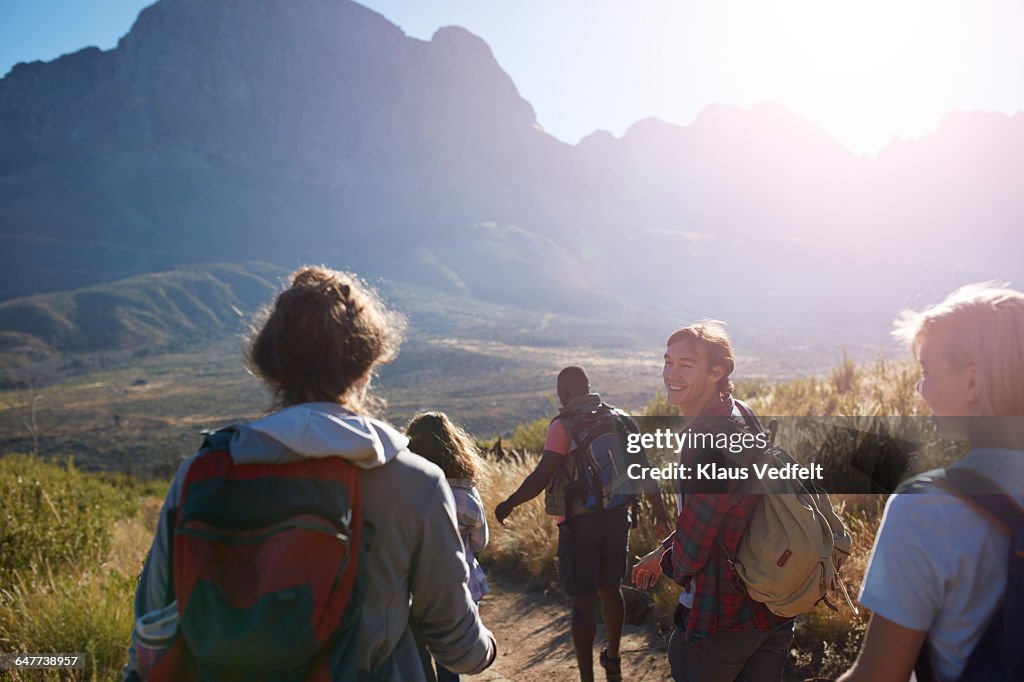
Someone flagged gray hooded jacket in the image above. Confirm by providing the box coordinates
[124,403,495,681]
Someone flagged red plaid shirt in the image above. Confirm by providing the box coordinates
[661,396,791,641]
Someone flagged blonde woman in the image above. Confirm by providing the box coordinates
[839,284,1024,682]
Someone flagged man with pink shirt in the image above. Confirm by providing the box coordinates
[496,366,670,682]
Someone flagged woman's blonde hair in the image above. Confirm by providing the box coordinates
[666,319,735,398]
[405,412,485,485]
[893,282,1024,416]
[247,266,405,413]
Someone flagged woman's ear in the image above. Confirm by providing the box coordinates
[965,365,979,408]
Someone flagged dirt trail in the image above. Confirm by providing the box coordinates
[474,577,671,682]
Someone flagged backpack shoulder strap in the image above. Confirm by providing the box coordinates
[732,399,765,435]
[692,414,743,437]
[550,411,570,426]
[913,466,1024,682]
[554,410,581,451]
[560,402,613,446]
[694,400,763,438]
[553,404,587,437]
[606,406,636,433]
[936,467,1024,535]
[197,426,237,453]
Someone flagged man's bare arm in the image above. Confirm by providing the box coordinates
[495,451,564,523]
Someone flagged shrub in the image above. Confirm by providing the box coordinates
[508,415,553,453]
[0,455,139,588]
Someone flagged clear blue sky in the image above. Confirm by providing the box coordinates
[3,0,1022,155]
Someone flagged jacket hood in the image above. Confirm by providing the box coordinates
[229,402,408,470]
[560,392,603,414]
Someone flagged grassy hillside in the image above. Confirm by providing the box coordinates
[0,455,165,681]
[0,262,284,370]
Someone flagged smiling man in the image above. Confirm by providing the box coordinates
[632,321,794,682]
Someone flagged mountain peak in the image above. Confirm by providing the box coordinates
[621,117,676,143]
[415,24,537,131]
[431,25,492,53]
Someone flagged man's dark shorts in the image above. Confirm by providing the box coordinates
[557,507,630,597]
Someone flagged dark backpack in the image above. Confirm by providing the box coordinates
[148,428,364,682]
[560,402,639,518]
[907,467,1024,682]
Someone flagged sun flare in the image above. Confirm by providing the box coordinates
[740,0,955,150]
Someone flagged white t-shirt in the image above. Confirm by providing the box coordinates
[859,449,1024,682]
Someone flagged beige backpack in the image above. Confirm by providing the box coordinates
[724,420,856,618]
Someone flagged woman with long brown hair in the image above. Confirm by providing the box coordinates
[406,411,490,682]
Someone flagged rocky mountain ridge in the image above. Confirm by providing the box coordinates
[1,0,1021,348]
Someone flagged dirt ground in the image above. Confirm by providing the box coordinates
[474,576,672,682]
